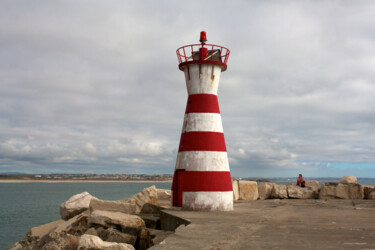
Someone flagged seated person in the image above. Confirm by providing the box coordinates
[297,174,306,187]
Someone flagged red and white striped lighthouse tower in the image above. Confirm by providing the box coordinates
[172,32,233,211]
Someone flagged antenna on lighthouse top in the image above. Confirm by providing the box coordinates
[199,31,207,44]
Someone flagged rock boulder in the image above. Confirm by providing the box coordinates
[78,234,135,250]
[156,188,171,207]
[88,210,145,235]
[90,199,137,214]
[338,176,357,184]
[369,190,375,200]
[34,232,79,250]
[24,219,64,243]
[138,228,153,250]
[60,192,98,220]
[54,212,89,235]
[99,228,137,245]
[319,183,363,199]
[305,180,320,199]
[121,186,158,214]
[306,180,319,191]
[258,182,274,200]
[89,186,159,215]
[84,227,98,236]
[140,203,165,215]
[6,242,23,250]
[232,180,239,201]
[271,184,288,199]
[238,180,259,200]
[286,184,315,199]
[363,185,375,200]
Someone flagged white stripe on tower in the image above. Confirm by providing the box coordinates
[175,151,229,171]
[183,113,223,133]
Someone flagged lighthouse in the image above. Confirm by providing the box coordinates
[172,31,233,211]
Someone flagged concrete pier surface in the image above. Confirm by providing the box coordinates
[152,200,375,249]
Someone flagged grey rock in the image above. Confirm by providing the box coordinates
[258,182,274,200]
[306,180,319,190]
[84,227,98,236]
[306,181,320,199]
[271,184,288,199]
[78,234,135,250]
[95,226,105,236]
[6,242,23,250]
[363,185,375,199]
[286,184,315,199]
[89,186,158,216]
[90,199,137,214]
[137,228,153,250]
[88,210,145,235]
[121,186,158,214]
[232,180,239,201]
[54,212,89,236]
[368,190,375,200]
[99,228,137,245]
[319,183,363,199]
[155,189,171,207]
[60,192,98,220]
[238,180,259,200]
[34,232,79,250]
[338,176,357,184]
[24,220,64,243]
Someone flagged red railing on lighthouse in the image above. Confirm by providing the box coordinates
[176,43,230,72]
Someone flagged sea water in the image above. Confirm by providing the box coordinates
[0,182,171,249]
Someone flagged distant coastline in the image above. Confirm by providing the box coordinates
[1,174,374,185]
[0,173,173,183]
[0,179,172,183]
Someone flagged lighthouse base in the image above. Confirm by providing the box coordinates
[176,191,233,211]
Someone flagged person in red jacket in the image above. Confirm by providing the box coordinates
[297,174,306,187]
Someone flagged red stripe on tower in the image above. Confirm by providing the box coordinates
[185,94,220,114]
[175,171,233,191]
[178,132,226,152]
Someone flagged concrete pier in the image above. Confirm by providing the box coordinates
[151,200,375,249]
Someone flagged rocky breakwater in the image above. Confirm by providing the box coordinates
[233,179,319,200]
[319,176,367,200]
[233,176,375,201]
[7,186,173,250]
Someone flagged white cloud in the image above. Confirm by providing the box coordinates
[0,1,374,177]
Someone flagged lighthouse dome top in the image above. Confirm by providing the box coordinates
[176,31,230,72]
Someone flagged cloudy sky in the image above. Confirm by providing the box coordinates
[1,1,374,177]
